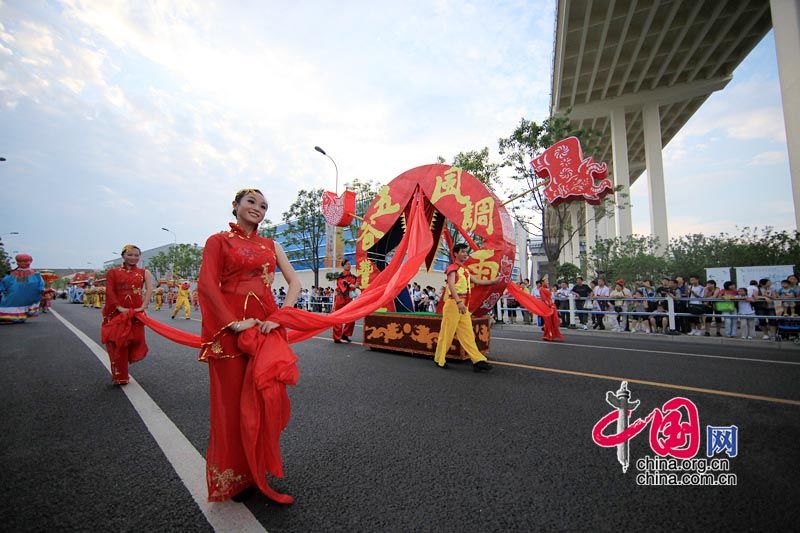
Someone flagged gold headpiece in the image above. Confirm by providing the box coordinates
[236,188,260,198]
[121,244,139,254]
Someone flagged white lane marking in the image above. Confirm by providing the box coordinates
[351,323,800,366]
[50,309,265,533]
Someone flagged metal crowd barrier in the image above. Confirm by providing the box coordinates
[493,294,800,333]
[276,295,335,313]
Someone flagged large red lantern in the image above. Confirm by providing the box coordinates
[355,164,515,317]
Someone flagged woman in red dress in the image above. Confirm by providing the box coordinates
[101,245,154,385]
[539,275,564,342]
[198,188,301,504]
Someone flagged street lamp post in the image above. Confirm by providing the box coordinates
[314,146,340,268]
[314,146,339,194]
[0,231,20,245]
[162,227,178,279]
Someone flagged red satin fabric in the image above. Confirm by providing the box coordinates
[237,328,298,504]
[332,271,357,340]
[538,285,564,341]
[129,197,434,504]
[133,197,433,348]
[506,283,553,317]
[506,283,563,341]
[207,357,252,501]
[101,266,147,384]
[136,312,201,348]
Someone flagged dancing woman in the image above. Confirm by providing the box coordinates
[538,275,564,342]
[101,245,154,385]
[197,188,301,504]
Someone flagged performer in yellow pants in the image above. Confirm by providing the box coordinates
[154,287,164,311]
[171,281,191,319]
[94,286,104,309]
[433,243,500,371]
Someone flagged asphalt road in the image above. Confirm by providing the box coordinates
[2,300,799,531]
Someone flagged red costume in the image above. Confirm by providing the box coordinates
[197,223,298,504]
[332,269,357,341]
[101,265,148,384]
[538,284,564,342]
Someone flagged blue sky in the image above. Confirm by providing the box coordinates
[0,0,793,268]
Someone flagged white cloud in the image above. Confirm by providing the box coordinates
[749,150,788,166]
[7,1,789,267]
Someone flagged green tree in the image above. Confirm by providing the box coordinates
[147,244,204,280]
[588,235,669,283]
[258,218,279,240]
[498,114,613,281]
[283,188,327,287]
[343,178,382,251]
[556,262,581,283]
[436,147,500,190]
[147,251,171,280]
[172,244,204,279]
[669,227,800,277]
[0,242,10,277]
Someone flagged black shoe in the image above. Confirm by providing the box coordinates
[342,335,351,342]
[704,332,710,337]
[185,317,190,320]
[473,360,492,372]
[231,487,255,502]
[716,332,722,337]
[333,339,342,344]
[170,316,175,319]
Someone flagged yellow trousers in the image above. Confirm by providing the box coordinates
[433,299,487,366]
[155,294,163,311]
[172,297,191,318]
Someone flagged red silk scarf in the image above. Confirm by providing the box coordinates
[133,194,434,348]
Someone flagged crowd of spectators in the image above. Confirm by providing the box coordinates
[539,274,800,341]
[273,273,800,342]
[275,286,337,312]
[276,283,447,314]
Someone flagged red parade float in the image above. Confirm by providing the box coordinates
[353,164,517,359]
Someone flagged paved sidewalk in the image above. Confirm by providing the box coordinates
[491,320,800,351]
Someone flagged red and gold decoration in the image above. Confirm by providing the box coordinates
[321,190,356,227]
[362,312,490,359]
[531,136,613,206]
[354,164,516,317]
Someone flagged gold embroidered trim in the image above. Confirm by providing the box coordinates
[208,465,247,499]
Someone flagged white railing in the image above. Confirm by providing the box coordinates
[492,294,800,337]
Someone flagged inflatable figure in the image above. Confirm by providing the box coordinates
[0,254,45,323]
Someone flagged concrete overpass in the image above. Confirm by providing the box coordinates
[550,0,800,264]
